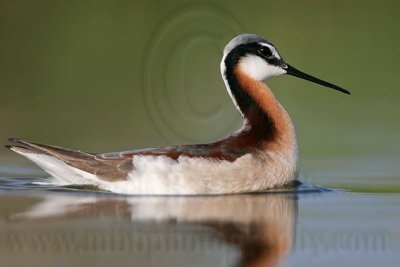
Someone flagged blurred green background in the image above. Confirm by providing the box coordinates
[0,0,399,188]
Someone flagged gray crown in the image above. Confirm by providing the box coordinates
[223,34,271,56]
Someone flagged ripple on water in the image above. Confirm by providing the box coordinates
[0,174,332,197]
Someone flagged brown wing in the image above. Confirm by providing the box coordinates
[6,138,250,182]
[102,142,248,162]
[7,138,132,181]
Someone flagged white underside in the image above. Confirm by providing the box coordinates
[13,147,298,195]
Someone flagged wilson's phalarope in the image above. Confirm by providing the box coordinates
[6,34,349,195]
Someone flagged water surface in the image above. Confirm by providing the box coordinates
[0,162,399,267]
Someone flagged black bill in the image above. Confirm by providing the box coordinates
[285,64,350,95]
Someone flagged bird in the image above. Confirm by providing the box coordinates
[5,34,350,195]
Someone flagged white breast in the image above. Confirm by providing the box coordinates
[100,147,298,195]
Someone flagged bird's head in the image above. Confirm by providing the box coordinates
[222,34,350,94]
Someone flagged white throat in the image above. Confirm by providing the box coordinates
[239,55,286,81]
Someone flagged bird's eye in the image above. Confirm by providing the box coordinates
[259,47,272,58]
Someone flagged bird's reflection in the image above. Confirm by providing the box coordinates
[10,193,297,267]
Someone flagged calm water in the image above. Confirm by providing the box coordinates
[1,0,400,266]
[0,160,399,267]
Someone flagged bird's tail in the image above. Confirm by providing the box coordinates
[5,138,99,184]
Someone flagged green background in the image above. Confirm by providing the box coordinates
[1,0,399,189]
